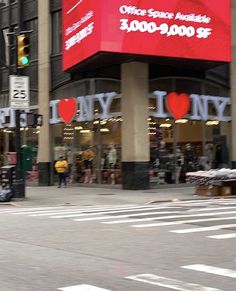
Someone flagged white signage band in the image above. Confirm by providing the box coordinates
[0,91,231,128]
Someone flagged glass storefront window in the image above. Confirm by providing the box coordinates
[48,77,230,186]
[51,78,122,185]
[149,77,230,186]
[52,118,122,185]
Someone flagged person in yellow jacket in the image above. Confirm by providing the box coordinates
[54,156,69,188]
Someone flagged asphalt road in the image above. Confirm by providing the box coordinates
[0,198,236,291]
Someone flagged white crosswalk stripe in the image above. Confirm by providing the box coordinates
[188,206,236,212]
[132,216,236,228]
[0,206,67,213]
[9,204,138,215]
[72,210,182,222]
[127,260,236,290]
[207,233,236,239]
[170,224,236,234]
[182,264,236,279]
[58,284,111,291]
[126,274,222,291]
[34,206,175,218]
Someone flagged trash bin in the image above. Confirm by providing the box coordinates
[21,145,33,171]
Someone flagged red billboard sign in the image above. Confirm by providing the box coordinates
[62,0,231,71]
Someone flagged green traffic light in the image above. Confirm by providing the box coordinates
[21,56,29,66]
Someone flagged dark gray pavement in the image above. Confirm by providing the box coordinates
[0,185,236,290]
[2,184,234,208]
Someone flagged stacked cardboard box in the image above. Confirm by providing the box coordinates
[195,185,232,196]
[220,186,231,196]
[195,185,220,196]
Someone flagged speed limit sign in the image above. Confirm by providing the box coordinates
[10,75,29,109]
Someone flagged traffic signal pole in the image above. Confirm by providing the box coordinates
[12,1,25,198]
[4,2,33,198]
[13,109,25,198]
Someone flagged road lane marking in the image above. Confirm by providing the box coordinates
[11,205,139,215]
[0,206,66,213]
[131,216,236,228]
[52,207,177,219]
[170,223,236,233]
[58,284,110,291]
[102,210,236,224]
[171,199,236,205]
[182,264,236,279]
[188,206,236,212]
[30,205,169,217]
[72,211,181,221]
[126,274,222,291]
[207,233,236,239]
[28,206,151,217]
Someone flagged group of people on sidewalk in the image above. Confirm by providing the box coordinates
[54,145,121,187]
[54,147,96,188]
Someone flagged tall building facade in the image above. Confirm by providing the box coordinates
[0,0,233,189]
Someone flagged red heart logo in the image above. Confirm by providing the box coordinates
[166,92,190,119]
[58,98,77,124]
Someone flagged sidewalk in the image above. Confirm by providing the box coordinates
[0,184,227,208]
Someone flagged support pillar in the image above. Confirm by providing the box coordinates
[121,62,150,190]
[37,0,52,185]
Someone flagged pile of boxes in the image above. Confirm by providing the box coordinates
[195,185,231,196]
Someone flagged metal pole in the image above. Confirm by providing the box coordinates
[13,109,25,198]
[173,122,178,184]
[12,0,25,198]
[96,120,102,184]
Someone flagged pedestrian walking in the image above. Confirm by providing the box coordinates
[54,156,69,188]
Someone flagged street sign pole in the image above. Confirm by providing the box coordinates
[13,0,25,198]
[13,108,25,198]
[1,1,27,199]
[9,75,29,198]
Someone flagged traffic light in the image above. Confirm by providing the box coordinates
[17,34,30,67]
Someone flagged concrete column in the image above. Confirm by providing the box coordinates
[121,62,150,189]
[37,0,52,185]
[231,2,236,168]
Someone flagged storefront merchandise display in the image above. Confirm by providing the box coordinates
[205,144,213,169]
[176,148,184,184]
[81,146,95,184]
[99,145,121,185]
[108,145,117,169]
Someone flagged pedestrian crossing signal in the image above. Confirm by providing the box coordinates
[17,34,30,67]
[26,113,43,127]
